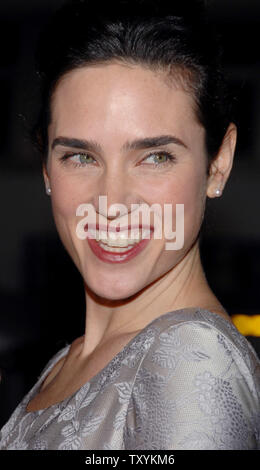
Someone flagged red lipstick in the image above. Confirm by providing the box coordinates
[86,224,153,264]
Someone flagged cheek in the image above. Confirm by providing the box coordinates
[179,166,207,239]
[148,165,207,240]
[149,166,206,208]
[49,173,82,229]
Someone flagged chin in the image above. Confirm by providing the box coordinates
[86,275,147,302]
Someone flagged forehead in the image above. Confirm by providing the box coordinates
[50,62,203,144]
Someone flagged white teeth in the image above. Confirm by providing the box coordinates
[98,242,134,253]
[107,238,133,247]
[87,228,152,248]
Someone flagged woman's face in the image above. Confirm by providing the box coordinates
[45,62,209,300]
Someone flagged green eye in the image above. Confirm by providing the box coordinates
[60,152,96,168]
[77,153,94,164]
[144,152,175,165]
[153,154,168,163]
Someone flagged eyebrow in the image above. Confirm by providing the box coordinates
[51,134,188,153]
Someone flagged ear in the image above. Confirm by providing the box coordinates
[42,163,51,193]
[207,123,237,198]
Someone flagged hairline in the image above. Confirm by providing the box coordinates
[44,58,207,163]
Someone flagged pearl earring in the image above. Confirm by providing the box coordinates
[215,188,222,197]
[46,187,52,195]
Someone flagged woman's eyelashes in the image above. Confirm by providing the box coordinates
[59,150,177,169]
[141,151,177,167]
[60,152,95,168]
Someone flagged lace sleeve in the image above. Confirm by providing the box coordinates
[124,321,260,450]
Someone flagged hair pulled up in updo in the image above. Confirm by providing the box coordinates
[32,0,234,171]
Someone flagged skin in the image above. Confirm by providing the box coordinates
[27,62,237,411]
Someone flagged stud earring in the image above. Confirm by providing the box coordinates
[46,187,52,195]
[215,188,222,197]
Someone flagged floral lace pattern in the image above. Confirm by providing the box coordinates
[0,308,259,450]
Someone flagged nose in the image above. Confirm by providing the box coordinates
[91,169,142,222]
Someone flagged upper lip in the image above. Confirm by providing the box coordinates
[85,223,154,233]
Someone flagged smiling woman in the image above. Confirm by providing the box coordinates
[0,0,259,451]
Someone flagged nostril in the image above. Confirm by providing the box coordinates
[107,213,120,221]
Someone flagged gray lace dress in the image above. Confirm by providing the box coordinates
[0,308,259,450]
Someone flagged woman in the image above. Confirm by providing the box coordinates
[0,0,259,450]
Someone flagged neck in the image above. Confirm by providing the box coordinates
[79,241,222,357]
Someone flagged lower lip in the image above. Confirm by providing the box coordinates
[86,236,151,264]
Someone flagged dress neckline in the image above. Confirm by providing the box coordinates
[24,306,233,414]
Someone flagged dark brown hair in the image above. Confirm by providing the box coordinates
[32,0,234,172]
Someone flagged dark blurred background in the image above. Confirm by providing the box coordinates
[0,0,260,428]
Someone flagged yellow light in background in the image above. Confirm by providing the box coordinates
[231,315,260,337]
